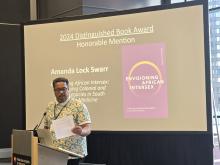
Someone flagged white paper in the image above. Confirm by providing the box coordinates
[51,116,75,139]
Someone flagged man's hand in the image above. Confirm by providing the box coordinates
[71,123,91,137]
[71,125,83,135]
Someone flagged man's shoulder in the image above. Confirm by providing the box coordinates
[47,101,56,109]
[69,97,84,108]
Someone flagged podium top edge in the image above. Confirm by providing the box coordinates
[38,143,83,158]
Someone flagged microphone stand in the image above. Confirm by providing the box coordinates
[33,112,47,137]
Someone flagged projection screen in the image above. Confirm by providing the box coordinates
[24,3,209,131]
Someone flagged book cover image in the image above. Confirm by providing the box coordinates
[122,43,168,118]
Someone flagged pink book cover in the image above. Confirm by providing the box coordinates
[122,43,168,118]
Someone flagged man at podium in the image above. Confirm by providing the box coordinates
[44,77,92,165]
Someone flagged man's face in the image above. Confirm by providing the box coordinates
[54,82,69,103]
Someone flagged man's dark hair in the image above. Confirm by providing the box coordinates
[52,77,69,88]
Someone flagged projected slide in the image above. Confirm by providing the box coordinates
[24,4,207,131]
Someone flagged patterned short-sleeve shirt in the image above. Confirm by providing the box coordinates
[44,97,91,157]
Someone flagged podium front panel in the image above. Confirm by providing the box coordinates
[12,130,33,156]
[38,145,68,165]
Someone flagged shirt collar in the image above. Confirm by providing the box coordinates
[56,96,70,106]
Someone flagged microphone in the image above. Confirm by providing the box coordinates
[33,112,47,131]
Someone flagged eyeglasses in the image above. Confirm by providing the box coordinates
[54,88,68,93]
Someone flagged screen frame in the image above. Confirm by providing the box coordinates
[22,0,211,134]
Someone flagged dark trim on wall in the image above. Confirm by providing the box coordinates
[0,24,25,148]
[0,0,30,23]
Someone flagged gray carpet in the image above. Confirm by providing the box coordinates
[0,158,10,165]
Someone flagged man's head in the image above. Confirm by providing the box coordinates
[53,77,69,103]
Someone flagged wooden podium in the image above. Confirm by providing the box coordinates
[12,129,82,165]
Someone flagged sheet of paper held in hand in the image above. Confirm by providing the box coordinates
[52,116,75,139]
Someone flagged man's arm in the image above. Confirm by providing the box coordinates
[71,123,91,137]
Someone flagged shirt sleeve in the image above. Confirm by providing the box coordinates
[76,103,91,125]
[44,102,54,128]
[44,114,49,128]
